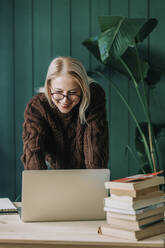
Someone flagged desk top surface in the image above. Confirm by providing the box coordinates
[0,214,165,248]
[0,203,165,248]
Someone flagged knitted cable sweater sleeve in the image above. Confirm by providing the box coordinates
[83,83,109,168]
[21,95,47,170]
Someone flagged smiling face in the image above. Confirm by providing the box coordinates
[50,74,82,114]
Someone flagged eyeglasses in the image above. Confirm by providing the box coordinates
[51,92,81,101]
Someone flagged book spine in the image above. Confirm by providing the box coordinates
[105,176,164,191]
[104,196,164,210]
[106,215,164,231]
[104,202,165,215]
[106,205,165,221]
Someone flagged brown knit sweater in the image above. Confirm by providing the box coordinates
[21,83,109,170]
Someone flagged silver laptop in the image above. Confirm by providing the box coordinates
[21,169,110,222]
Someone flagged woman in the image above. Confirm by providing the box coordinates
[21,56,109,169]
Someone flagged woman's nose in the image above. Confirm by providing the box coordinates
[61,95,69,103]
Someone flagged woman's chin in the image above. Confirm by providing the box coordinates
[58,105,72,114]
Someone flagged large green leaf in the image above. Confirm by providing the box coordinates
[98,16,158,42]
[83,16,161,174]
[98,16,123,32]
[145,65,162,86]
[82,35,101,62]
[83,16,158,82]
[109,47,149,82]
[135,18,158,43]
[83,37,149,82]
[97,16,158,63]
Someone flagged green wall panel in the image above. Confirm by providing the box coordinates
[52,0,71,57]
[33,0,52,90]
[128,0,148,176]
[14,0,33,199]
[90,0,111,172]
[110,0,130,179]
[0,0,15,200]
[71,0,90,70]
[90,0,110,69]
[150,0,165,171]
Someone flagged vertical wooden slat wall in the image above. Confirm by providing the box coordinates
[14,0,33,199]
[33,0,52,91]
[0,0,15,200]
[0,0,165,200]
[149,0,165,170]
[71,0,90,68]
[128,0,148,176]
[52,0,71,57]
[110,0,130,178]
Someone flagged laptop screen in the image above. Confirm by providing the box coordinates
[21,169,110,222]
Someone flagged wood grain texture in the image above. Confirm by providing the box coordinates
[0,213,164,248]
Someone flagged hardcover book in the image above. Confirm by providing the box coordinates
[109,185,160,197]
[106,213,164,230]
[104,202,165,215]
[104,195,164,210]
[110,189,163,201]
[98,220,165,240]
[105,174,164,192]
[106,205,165,221]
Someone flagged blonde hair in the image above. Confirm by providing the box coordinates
[39,56,92,124]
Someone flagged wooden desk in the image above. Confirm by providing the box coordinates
[0,205,165,248]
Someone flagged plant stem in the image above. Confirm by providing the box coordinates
[147,87,160,171]
[148,125,156,172]
[119,57,149,122]
[118,57,156,172]
[96,71,154,171]
[125,145,145,172]
[134,44,158,173]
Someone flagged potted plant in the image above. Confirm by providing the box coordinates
[82,16,164,175]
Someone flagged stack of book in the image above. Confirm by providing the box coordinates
[98,171,165,240]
